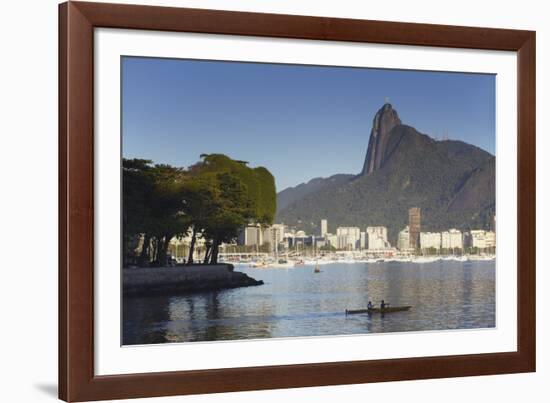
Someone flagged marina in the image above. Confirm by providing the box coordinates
[220,253,495,269]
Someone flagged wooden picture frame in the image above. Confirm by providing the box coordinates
[59,1,536,401]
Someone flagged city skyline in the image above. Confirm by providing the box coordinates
[122,56,496,191]
[232,217,495,253]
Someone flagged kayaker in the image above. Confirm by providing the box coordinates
[367,301,373,309]
[381,300,390,309]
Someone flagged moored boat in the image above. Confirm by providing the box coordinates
[271,259,295,268]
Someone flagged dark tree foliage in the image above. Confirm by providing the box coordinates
[122,154,276,267]
[191,154,276,225]
[122,159,189,266]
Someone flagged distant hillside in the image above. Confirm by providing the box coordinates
[447,158,495,213]
[276,104,495,243]
[277,174,354,211]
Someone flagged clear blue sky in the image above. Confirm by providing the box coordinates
[122,56,495,191]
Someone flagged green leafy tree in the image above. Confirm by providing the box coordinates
[189,154,276,264]
[192,154,276,225]
[122,159,155,266]
[147,164,189,266]
[201,172,255,263]
[123,154,276,267]
[123,159,190,266]
[179,174,219,264]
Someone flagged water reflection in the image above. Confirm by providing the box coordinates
[122,260,495,345]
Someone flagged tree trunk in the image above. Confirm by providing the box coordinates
[187,227,197,265]
[156,235,172,266]
[210,240,220,264]
[203,243,212,264]
[164,236,172,265]
[151,237,159,266]
[138,234,151,267]
[122,234,130,267]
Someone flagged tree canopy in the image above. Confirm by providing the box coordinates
[122,154,276,266]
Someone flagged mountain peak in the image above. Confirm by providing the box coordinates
[381,102,394,111]
[361,103,402,175]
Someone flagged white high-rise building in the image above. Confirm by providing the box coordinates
[238,224,263,246]
[441,229,463,249]
[470,230,496,249]
[321,219,328,237]
[420,232,441,249]
[336,227,361,250]
[486,231,496,248]
[262,224,286,251]
[366,226,389,250]
[360,232,366,250]
[337,235,354,250]
[397,226,410,250]
[326,233,338,248]
[271,224,286,244]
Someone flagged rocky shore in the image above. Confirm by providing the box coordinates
[123,264,263,296]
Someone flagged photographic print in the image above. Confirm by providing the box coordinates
[121,57,496,345]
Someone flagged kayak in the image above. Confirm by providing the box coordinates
[345,306,411,315]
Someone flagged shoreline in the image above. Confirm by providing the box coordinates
[123,264,263,297]
[225,254,496,269]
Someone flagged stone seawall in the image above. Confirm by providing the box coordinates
[123,264,263,296]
